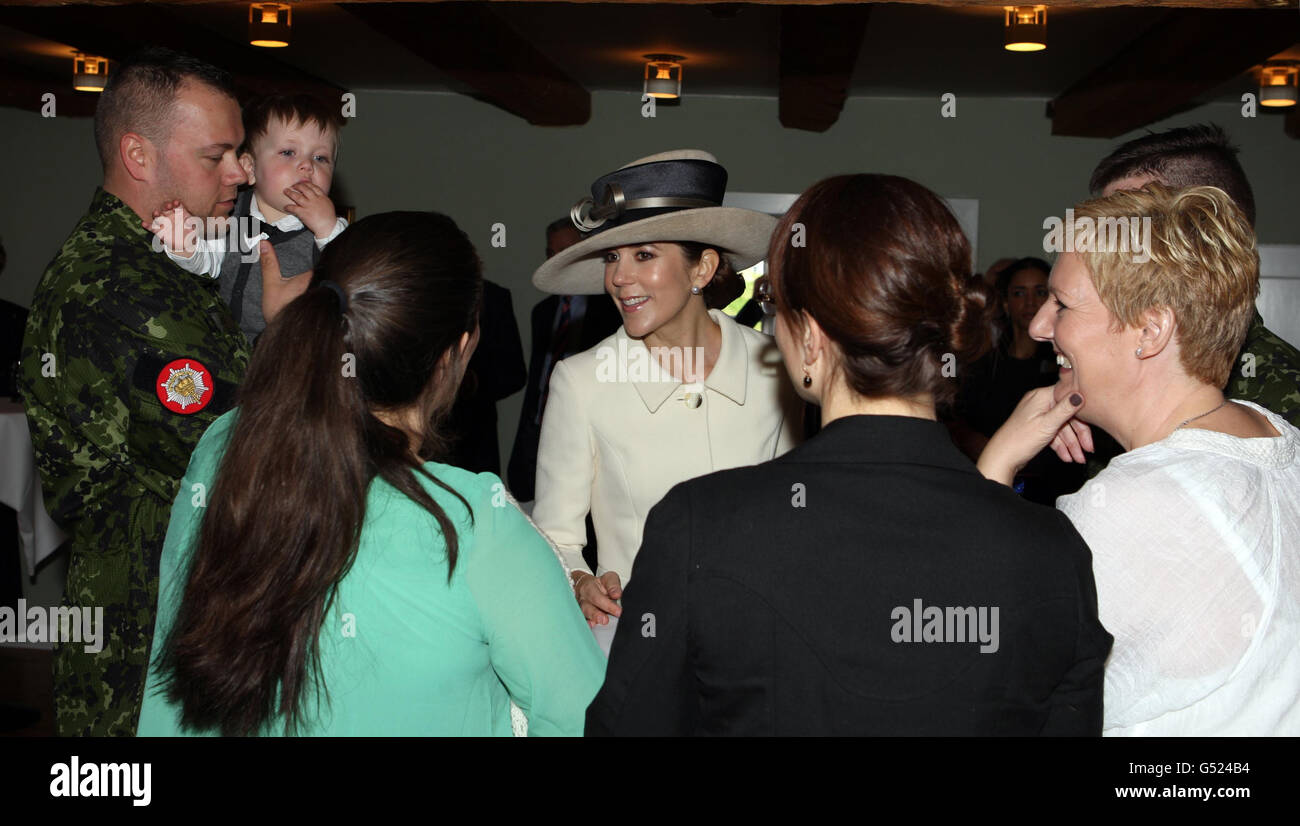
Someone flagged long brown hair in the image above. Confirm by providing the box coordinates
[157,211,483,736]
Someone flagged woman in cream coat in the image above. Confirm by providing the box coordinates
[531,150,802,626]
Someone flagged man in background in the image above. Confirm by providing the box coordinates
[445,280,527,475]
[507,218,621,503]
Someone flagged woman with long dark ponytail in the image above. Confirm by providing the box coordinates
[138,211,605,736]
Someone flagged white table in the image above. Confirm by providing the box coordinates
[0,400,66,576]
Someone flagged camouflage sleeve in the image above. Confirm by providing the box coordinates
[20,291,177,737]
[31,298,184,527]
[1228,315,1300,427]
[21,191,249,736]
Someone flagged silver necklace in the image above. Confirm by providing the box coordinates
[1176,400,1228,430]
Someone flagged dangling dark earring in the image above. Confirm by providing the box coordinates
[802,367,812,388]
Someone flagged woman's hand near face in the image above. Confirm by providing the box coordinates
[978,387,1090,486]
[572,571,623,627]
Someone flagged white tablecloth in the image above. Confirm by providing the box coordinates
[0,400,66,573]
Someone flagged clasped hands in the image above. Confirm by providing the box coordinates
[571,571,622,628]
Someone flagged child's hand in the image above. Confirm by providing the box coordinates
[282,182,337,239]
[145,200,199,256]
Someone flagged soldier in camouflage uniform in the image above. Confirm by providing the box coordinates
[19,49,255,736]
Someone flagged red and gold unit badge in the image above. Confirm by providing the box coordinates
[156,358,214,414]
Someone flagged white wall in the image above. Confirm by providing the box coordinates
[1260,245,1300,347]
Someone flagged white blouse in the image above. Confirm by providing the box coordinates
[1057,401,1300,736]
[532,310,802,585]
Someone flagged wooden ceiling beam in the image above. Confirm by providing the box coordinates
[1049,8,1298,138]
[0,4,345,110]
[778,4,872,133]
[0,1,1290,10]
[338,2,589,126]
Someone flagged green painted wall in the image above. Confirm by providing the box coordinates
[3,90,1297,477]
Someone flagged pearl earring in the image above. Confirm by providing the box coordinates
[1136,347,1143,357]
[690,285,701,295]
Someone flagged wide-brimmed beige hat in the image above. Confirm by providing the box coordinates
[532,149,778,295]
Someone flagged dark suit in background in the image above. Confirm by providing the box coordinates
[445,281,526,475]
[507,292,621,501]
[1,298,25,398]
[587,414,1111,736]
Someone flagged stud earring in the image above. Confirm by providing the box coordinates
[690,285,701,295]
[1136,347,1143,357]
[803,367,812,388]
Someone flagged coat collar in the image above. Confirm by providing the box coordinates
[628,309,749,413]
[782,414,980,475]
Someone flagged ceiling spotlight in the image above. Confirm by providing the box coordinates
[1260,61,1298,108]
[73,52,109,92]
[1004,6,1047,53]
[249,3,292,48]
[644,54,684,100]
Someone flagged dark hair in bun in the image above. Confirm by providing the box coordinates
[767,174,995,406]
[676,241,746,310]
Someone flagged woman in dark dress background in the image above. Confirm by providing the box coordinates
[586,175,1111,736]
[952,257,1086,505]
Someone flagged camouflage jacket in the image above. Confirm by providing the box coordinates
[1229,312,1300,427]
[19,188,250,735]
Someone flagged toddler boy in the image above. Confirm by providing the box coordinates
[150,94,347,343]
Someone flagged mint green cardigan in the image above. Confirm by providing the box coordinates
[137,411,605,736]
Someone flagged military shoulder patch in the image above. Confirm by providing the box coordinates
[155,358,214,414]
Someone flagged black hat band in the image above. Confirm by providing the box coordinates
[568,158,728,234]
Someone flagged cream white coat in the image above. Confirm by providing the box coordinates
[533,310,802,585]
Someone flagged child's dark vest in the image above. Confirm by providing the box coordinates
[217,189,321,345]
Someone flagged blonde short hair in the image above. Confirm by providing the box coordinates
[1072,184,1258,388]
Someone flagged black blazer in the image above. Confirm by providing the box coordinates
[507,293,621,500]
[586,414,1112,736]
